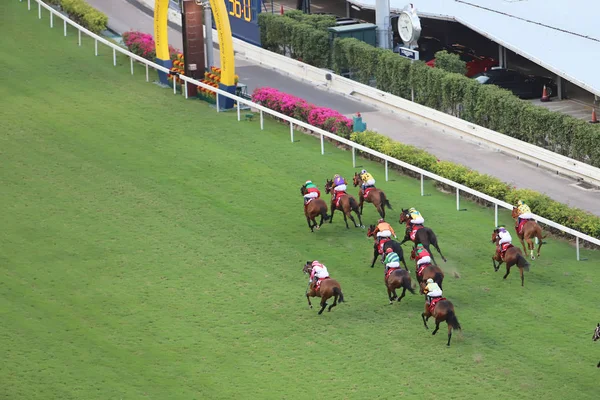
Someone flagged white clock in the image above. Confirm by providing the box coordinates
[397,6,422,46]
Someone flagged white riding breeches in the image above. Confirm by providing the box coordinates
[304,192,318,200]
[377,230,392,238]
[411,217,424,225]
[417,256,432,265]
[334,184,347,192]
[498,236,512,245]
[365,179,375,186]
[427,289,443,298]
[519,212,534,220]
[386,261,400,269]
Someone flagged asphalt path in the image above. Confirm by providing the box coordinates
[86,0,600,216]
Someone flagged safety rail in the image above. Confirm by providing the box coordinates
[21,0,600,260]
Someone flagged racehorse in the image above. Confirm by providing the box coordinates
[421,298,462,347]
[399,208,447,266]
[384,268,415,305]
[324,179,364,229]
[410,248,445,294]
[366,224,408,269]
[302,262,345,315]
[491,229,530,287]
[511,207,546,260]
[593,323,600,368]
[352,172,393,219]
[300,185,330,232]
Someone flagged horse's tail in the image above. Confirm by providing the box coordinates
[516,253,530,272]
[349,196,360,213]
[403,277,416,295]
[434,272,444,289]
[380,191,393,210]
[446,309,462,331]
[320,204,330,221]
[333,286,344,303]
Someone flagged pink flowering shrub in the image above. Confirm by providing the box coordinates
[122,31,181,61]
[251,87,353,138]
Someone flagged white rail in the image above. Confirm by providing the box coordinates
[21,0,600,260]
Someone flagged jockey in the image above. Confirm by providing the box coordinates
[495,225,512,259]
[408,207,424,226]
[384,247,401,277]
[374,218,397,242]
[303,180,320,205]
[333,174,347,193]
[360,169,375,191]
[414,243,432,266]
[424,278,443,304]
[309,260,330,290]
[516,200,534,226]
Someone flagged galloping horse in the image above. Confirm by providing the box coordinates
[324,179,363,229]
[511,207,546,260]
[399,208,447,266]
[421,298,462,347]
[366,224,408,269]
[410,248,445,294]
[302,262,345,315]
[352,172,392,219]
[593,323,600,368]
[300,185,330,232]
[384,268,415,305]
[491,229,530,287]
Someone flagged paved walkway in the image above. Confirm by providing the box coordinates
[86,0,600,216]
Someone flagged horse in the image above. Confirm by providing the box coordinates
[352,172,392,219]
[410,248,445,294]
[324,179,364,229]
[511,207,546,260]
[366,224,408,269]
[593,323,600,368]
[421,298,462,347]
[300,185,330,232]
[399,208,447,266]
[302,262,345,314]
[491,229,530,287]
[384,268,416,305]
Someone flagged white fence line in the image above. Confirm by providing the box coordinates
[21,0,600,260]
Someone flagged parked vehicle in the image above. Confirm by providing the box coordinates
[472,67,558,99]
[426,44,497,77]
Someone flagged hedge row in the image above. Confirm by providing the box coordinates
[46,0,108,33]
[350,130,600,238]
[258,13,600,167]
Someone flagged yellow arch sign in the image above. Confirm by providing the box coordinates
[154,0,236,87]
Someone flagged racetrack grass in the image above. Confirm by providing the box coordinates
[2,2,600,399]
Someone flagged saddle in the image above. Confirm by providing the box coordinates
[315,277,329,291]
[364,187,376,197]
[334,191,346,208]
[498,243,514,260]
[385,267,400,281]
[416,263,431,278]
[377,238,391,255]
[428,297,446,314]
[517,219,528,235]
[409,224,424,241]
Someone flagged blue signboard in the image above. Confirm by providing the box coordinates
[212,0,262,47]
[398,47,419,61]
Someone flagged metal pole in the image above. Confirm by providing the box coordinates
[494,204,498,227]
[320,134,324,154]
[456,188,460,211]
[113,48,116,66]
[352,147,356,168]
[184,80,188,99]
[145,64,149,82]
[216,93,220,112]
[385,160,389,181]
[290,122,294,142]
[28,0,31,11]
[64,20,67,36]
[173,76,177,94]
[204,4,214,69]
[260,110,264,130]
[420,174,424,196]
[576,237,580,261]
[38,3,41,18]
[130,58,134,75]
[50,12,53,28]
[237,102,241,121]
[78,29,81,46]
[95,39,98,56]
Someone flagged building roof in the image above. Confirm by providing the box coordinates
[347,0,600,96]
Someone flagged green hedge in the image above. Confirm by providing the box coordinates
[49,0,108,34]
[258,11,335,68]
[350,130,600,239]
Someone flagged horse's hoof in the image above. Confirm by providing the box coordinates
[389,301,393,305]
[309,305,313,309]
[530,256,535,260]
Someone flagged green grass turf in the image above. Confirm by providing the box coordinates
[2,2,600,399]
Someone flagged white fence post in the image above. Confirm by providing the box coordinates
[456,188,460,211]
[184,81,188,99]
[38,2,41,18]
[260,110,264,130]
[130,58,134,75]
[385,160,389,181]
[28,0,31,11]
[173,76,177,94]
[352,147,356,168]
[216,94,220,112]
[420,174,424,196]
[576,237,580,261]
[113,48,116,66]
[95,39,98,56]
[320,134,324,155]
[494,203,498,227]
[237,101,241,121]
[290,122,294,142]
[50,10,53,28]
[145,64,149,82]
[78,29,81,46]
[63,19,67,36]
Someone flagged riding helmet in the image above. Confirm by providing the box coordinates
[361,169,367,174]
[426,278,434,283]
[385,247,394,254]
[378,218,385,223]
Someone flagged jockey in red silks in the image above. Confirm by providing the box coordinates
[309,261,330,291]
[303,180,320,205]
[414,243,431,267]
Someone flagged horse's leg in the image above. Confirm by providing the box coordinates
[387,285,394,305]
[328,292,338,312]
[342,211,350,229]
[359,194,364,215]
[492,256,497,271]
[346,207,358,228]
[503,264,511,280]
[370,247,378,268]
[526,236,535,260]
[519,267,524,287]
[355,208,364,228]
[329,204,336,224]
[318,297,328,315]
[536,232,543,258]
[432,320,440,336]
[518,235,527,256]
[397,286,407,303]
[431,237,447,263]
[421,311,429,329]
[306,216,313,232]
[306,293,313,309]
[318,214,324,229]
[447,323,453,347]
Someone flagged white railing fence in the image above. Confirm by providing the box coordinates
[20,0,600,260]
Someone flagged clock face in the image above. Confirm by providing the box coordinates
[398,12,414,43]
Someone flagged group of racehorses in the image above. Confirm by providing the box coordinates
[300,172,552,346]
